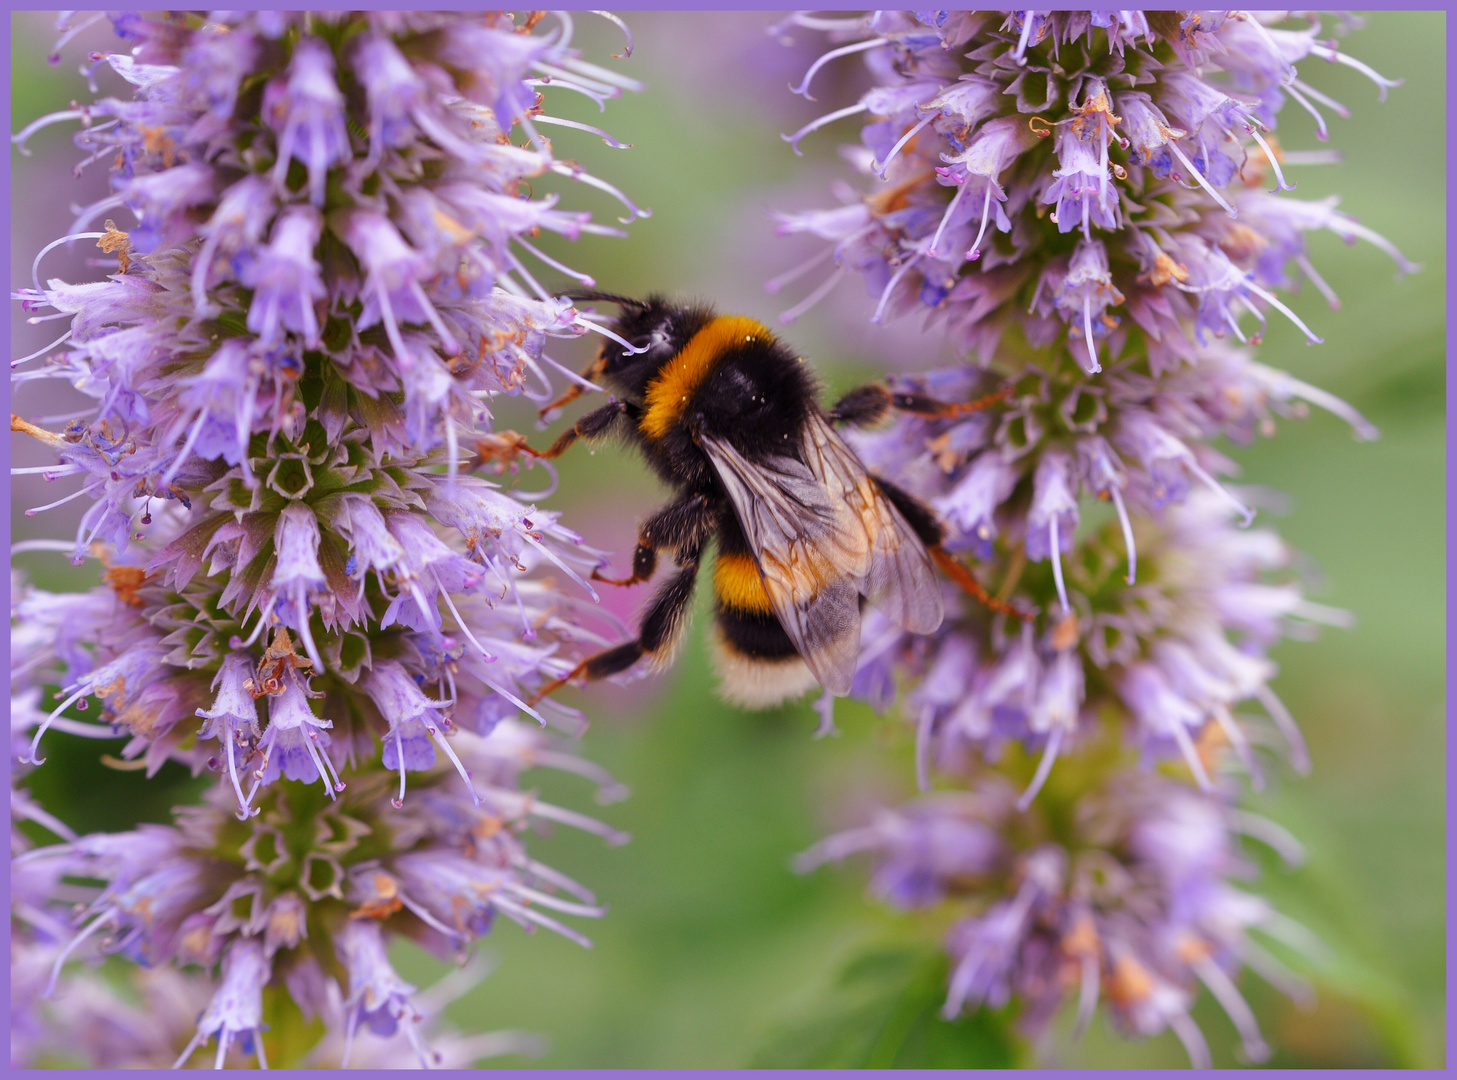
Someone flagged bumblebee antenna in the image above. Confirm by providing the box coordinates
[563,290,650,309]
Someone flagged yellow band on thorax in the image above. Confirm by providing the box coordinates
[713,551,775,614]
[640,315,771,440]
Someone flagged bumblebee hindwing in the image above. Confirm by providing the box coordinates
[798,412,944,636]
[700,432,864,695]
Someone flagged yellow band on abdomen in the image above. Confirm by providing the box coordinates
[640,315,772,440]
[713,551,775,614]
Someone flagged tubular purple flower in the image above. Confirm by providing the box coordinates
[363,660,479,808]
[271,503,327,671]
[1026,450,1079,614]
[932,451,1019,558]
[173,938,271,1069]
[256,662,342,795]
[241,207,326,347]
[335,920,429,1067]
[264,38,351,207]
[195,654,263,818]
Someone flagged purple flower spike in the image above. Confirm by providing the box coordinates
[777,10,1404,1059]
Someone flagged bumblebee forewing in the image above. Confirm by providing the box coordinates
[700,432,865,695]
[799,413,944,635]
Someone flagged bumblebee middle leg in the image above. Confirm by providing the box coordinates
[592,492,715,588]
[827,382,1013,428]
[530,552,702,703]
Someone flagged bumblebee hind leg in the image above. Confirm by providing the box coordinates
[827,382,1012,427]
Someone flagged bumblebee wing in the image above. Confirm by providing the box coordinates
[798,411,945,636]
[700,432,864,695]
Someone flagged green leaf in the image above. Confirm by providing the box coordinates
[752,942,1024,1068]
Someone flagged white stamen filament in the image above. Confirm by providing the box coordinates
[12,330,72,367]
[159,409,209,489]
[872,253,923,324]
[522,532,599,602]
[1291,78,1351,119]
[1017,725,1064,810]
[1307,43,1402,99]
[508,883,607,918]
[1080,291,1102,373]
[26,479,103,517]
[514,234,595,287]
[1169,1012,1212,1070]
[1326,216,1420,275]
[1242,277,1323,344]
[557,55,645,94]
[548,160,650,224]
[1191,956,1271,1062]
[791,38,888,100]
[505,250,552,301]
[1182,456,1255,526]
[490,894,594,948]
[1048,516,1070,614]
[1254,684,1309,773]
[1224,306,1249,343]
[1293,253,1339,309]
[523,797,630,845]
[765,244,835,294]
[779,266,846,324]
[225,737,258,819]
[427,722,482,806]
[292,585,325,673]
[966,181,996,261]
[484,678,548,728]
[45,716,120,739]
[576,315,651,357]
[46,909,115,997]
[1165,141,1237,218]
[1281,79,1330,140]
[1246,125,1294,192]
[1013,11,1039,64]
[531,62,619,101]
[11,109,87,154]
[1252,362,1378,440]
[1170,717,1213,791]
[589,10,634,58]
[874,114,936,179]
[1211,702,1264,790]
[1108,483,1137,583]
[1228,808,1306,867]
[533,113,630,150]
[1292,599,1356,628]
[31,232,106,293]
[781,102,869,155]
[926,177,969,257]
[438,586,497,661]
[407,279,461,354]
[11,464,84,476]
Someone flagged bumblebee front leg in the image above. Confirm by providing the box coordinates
[592,492,714,588]
[530,550,702,703]
[827,382,1012,427]
[534,398,633,460]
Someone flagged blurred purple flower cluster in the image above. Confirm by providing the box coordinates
[11,9,640,1068]
[776,9,1408,1062]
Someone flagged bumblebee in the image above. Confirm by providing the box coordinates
[523,294,1016,709]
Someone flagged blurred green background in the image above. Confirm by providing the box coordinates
[10,10,1445,1069]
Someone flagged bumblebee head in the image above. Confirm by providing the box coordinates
[570,293,717,401]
